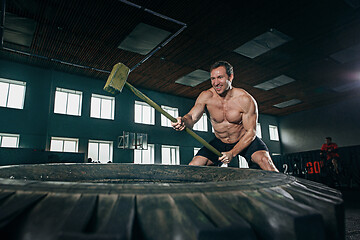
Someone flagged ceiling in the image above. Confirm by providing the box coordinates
[1,0,360,116]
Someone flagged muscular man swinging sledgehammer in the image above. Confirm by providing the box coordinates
[172,61,278,172]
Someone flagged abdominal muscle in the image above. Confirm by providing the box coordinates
[211,120,245,144]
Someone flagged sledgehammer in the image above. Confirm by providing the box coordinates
[103,63,222,158]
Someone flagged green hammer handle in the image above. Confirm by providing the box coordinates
[124,81,222,157]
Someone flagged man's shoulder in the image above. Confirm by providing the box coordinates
[232,88,256,103]
[233,87,250,96]
[199,89,214,99]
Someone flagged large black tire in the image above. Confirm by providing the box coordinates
[0,163,344,240]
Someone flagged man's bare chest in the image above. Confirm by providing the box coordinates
[207,100,243,124]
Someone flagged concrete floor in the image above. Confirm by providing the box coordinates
[342,188,360,240]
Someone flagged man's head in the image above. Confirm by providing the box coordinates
[210,61,234,96]
[325,137,332,144]
[210,61,234,76]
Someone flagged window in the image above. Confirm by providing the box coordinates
[193,113,208,132]
[238,156,249,168]
[256,123,262,138]
[161,105,178,127]
[54,88,82,116]
[134,144,155,164]
[90,94,115,120]
[135,101,155,125]
[0,78,26,109]
[161,145,180,165]
[194,147,201,156]
[0,133,20,148]
[88,140,113,163]
[50,137,79,152]
[269,125,279,141]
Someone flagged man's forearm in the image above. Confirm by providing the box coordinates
[182,114,195,129]
[229,132,256,157]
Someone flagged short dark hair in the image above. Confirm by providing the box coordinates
[326,137,332,141]
[210,61,233,76]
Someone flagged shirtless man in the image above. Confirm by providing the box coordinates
[172,61,278,171]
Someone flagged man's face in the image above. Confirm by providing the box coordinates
[326,138,331,144]
[210,66,233,95]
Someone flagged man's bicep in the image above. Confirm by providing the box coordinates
[242,97,257,132]
[187,92,208,121]
[188,102,206,122]
[242,110,257,132]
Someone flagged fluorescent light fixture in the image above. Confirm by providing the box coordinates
[332,81,360,92]
[4,13,37,47]
[118,23,171,55]
[344,0,360,9]
[273,99,302,108]
[330,43,360,63]
[254,75,295,91]
[234,29,292,59]
[175,70,209,87]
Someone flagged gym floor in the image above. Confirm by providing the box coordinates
[342,188,360,239]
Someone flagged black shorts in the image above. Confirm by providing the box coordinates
[195,136,269,169]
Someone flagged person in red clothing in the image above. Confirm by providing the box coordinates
[320,137,339,174]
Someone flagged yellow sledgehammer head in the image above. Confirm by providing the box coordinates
[103,63,130,94]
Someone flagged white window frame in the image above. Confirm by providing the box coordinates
[50,137,79,152]
[193,113,208,132]
[54,87,83,116]
[238,156,249,168]
[134,144,155,164]
[194,147,201,156]
[269,125,279,141]
[134,101,155,125]
[161,105,178,127]
[90,94,115,120]
[161,145,180,165]
[88,140,113,163]
[0,78,26,109]
[0,133,20,148]
[256,122,262,138]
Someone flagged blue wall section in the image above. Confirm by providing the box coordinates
[0,59,281,165]
[279,95,360,153]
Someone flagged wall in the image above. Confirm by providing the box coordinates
[0,59,281,165]
[279,95,360,153]
[258,114,282,155]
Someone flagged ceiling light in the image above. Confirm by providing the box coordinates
[4,13,37,47]
[330,43,360,64]
[233,29,292,59]
[254,75,295,91]
[175,70,209,87]
[332,81,360,92]
[118,23,171,55]
[273,99,302,108]
[343,0,360,9]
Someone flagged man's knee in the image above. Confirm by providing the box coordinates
[256,154,271,166]
[189,156,207,166]
[189,161,198,166]
[251,151,278,172]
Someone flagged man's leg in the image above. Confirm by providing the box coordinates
[332,158,339,174]
[189,156,215,166]
[251,150,279,172]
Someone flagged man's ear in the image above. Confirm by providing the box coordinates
[229,74,234,82]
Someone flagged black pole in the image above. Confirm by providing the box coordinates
[0,0,5,49]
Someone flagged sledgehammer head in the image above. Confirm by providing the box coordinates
[103,63,130,94]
